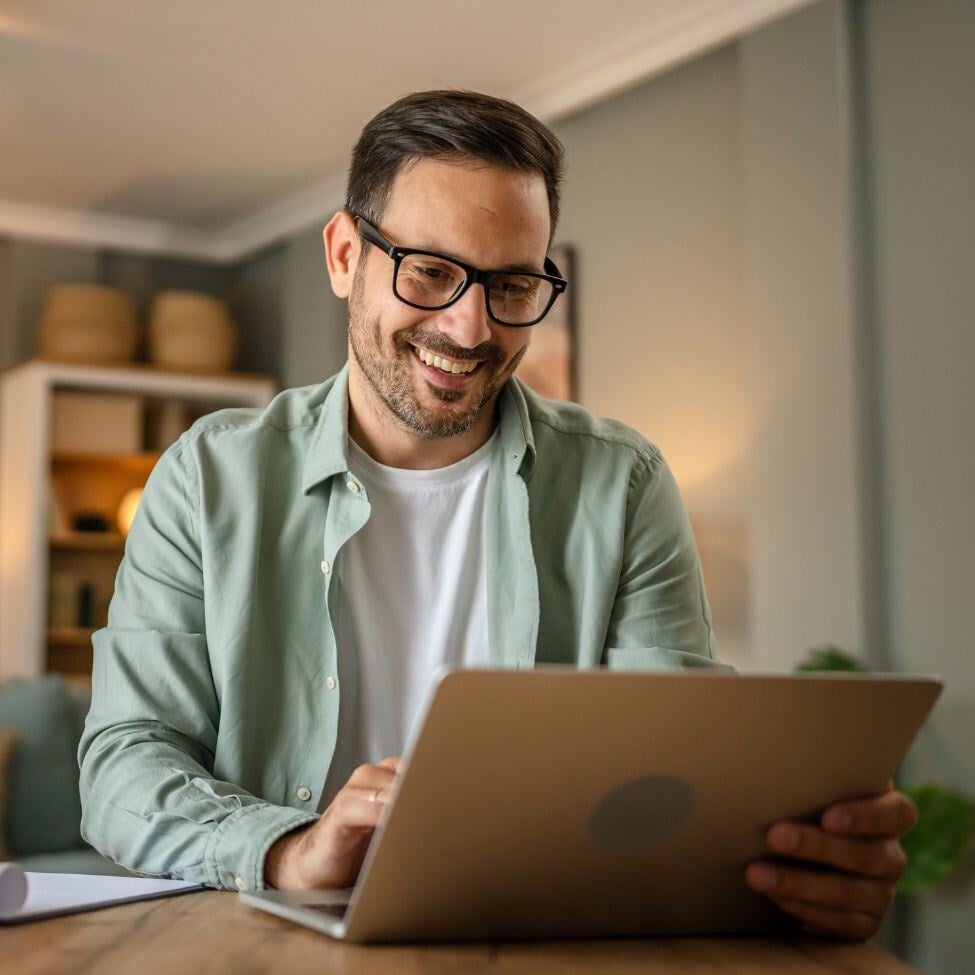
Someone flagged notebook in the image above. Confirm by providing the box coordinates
[0,861,204,924]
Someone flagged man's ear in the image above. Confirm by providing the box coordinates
[323,210,361,299]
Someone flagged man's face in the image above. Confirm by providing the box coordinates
[347,157,551,438]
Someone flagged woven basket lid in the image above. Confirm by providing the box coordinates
[39,284,137,329]
[148,290,232,333]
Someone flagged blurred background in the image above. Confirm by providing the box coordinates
[0,1,971,969]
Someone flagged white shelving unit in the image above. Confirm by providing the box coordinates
[0,359,276,682]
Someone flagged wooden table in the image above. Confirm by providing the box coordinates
[7,890,919,974]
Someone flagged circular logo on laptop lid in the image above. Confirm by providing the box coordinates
[587,774,694,854]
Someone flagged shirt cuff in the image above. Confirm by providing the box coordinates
[203,802,320,892]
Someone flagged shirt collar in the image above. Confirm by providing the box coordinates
[498,375,537,481]
[301,363,536,495]
[301,363,353,495]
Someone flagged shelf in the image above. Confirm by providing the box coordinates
[5,357,278,404]
[52,450,160,473]
[47,626,98,648]
[50,531,126,552]
[30,356,276,384]
[47,644,94,675]
[2,355,275,681]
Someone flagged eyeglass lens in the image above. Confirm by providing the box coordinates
[395,253,554,325]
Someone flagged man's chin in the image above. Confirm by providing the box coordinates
[423,380,467,404]
[405,380,489,436]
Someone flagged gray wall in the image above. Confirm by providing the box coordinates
[278,225,349,389]
[226,242,286,379]
[217,225,348,393]
[550,45,752,665]
[739,1,868,671]
[863,0,975,969]
[552,46,747,520]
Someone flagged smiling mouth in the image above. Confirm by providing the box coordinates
[410,343,485,376]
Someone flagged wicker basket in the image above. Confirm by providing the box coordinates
[37,285,139,365]
[147,291,239,373]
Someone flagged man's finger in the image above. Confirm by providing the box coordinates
[770,896,880,942]
[346,785,390,805]
[347,762,398,790]
[821,789,918,836]
[745,861,895,919]
[765,822,908,881]
[328,791,389,831]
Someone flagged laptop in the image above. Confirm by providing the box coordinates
[239,668,941,943]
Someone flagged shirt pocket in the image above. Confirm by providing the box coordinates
[605,646,736,673]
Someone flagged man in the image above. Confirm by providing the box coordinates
[79,90,914,941]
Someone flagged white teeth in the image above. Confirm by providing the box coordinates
[415,347,478,375]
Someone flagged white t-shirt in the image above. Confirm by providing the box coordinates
[318,431,496,811]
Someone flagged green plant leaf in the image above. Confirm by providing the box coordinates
[898,783,975,894]
[794,644,866,672]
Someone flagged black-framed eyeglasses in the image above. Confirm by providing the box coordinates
[349,210,567,328]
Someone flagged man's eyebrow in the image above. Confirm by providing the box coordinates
[415,241,545,275]
[496,261,547,274]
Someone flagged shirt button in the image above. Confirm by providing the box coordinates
[326,675,337,690]
[234,876,246,891]
[296,786,312,801]
[320,560,330,574]
[346,479,360,494]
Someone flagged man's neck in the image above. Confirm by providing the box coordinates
[347,362,499,470]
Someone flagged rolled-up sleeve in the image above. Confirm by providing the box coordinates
[77,436,317,891]
[602,448,733,672]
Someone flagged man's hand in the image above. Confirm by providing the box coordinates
[264,757,400,890]
[744,781,917,941]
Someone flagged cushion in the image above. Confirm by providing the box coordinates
[65,683,93,743]
[0,675,85,855]
[0,725,21,859]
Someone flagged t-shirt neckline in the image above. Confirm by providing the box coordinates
[347,428,498,487]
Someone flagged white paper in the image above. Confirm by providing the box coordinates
[0,861,204,923]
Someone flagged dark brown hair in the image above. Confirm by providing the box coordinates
[346,90,564,241]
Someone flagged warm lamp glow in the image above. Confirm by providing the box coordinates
[117,488,143,536]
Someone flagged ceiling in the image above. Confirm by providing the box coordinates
[0,0,810,262]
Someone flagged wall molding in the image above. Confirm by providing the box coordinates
[0,0,813,265]
[0,198,222,262]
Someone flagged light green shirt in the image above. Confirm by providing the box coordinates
[78,364,727,892]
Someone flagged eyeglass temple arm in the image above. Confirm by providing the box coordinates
[348,211,396,256]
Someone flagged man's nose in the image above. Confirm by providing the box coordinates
[435,282,493,350]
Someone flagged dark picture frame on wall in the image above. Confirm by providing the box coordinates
[514,243,576,402]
